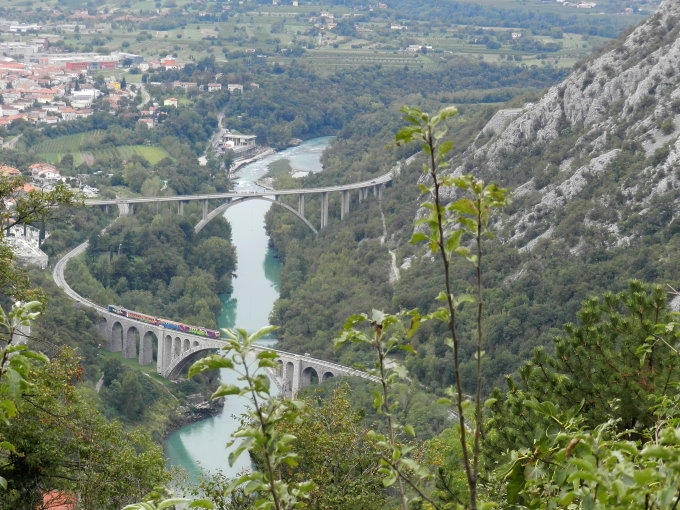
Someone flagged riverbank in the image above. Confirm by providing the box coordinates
[230,147,276,173]
[166,394,224,437]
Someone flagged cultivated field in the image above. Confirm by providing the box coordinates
[33,134,171,166]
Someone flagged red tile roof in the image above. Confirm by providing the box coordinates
[41,491,77,510]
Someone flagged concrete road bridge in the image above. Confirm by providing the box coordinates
[53,243,379,397]
[85,171,392,234]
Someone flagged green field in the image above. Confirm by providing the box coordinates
[32,133,96,154]
[23,0,646,72]
[34,133,172,166]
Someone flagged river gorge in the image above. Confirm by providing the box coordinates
[164,137,331,482]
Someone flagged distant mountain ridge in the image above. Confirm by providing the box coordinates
[457,0,680,255]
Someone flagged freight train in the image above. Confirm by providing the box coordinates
[107,305,221,339]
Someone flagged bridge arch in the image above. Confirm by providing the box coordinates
[300,366,319,389]
[194,196,318,235]
[140,331,157,366]
[110,321,123,352]
[124,326,139,359]
[163,334,174,369]
[165,347,219,380]
[282,361,295,394]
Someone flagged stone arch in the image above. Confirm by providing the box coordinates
[110,321,123,352]
[124,326,139,359]
[321,371,334,383]
[140,330,157,366]
[173,337,182,358]
[284,361,295,392]
[183,338,191,352]
[163,334,173,368]
[165,348,218,379]
[194,196,318,235]
[301,366,319,389]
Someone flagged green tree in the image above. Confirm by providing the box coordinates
[487,282,680,507]
[274,385,387,509]
[396,106,507,509]
[0,301,48,491]
[102,357,124,386]
[0,348,169,509]
[193,237,237,278]
[0,179,81,300]
[487,281,680,454]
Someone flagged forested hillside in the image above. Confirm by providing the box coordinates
[267,0,680,395]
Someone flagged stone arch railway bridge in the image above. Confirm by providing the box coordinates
[84,171,392,235]
[55,175,391,396]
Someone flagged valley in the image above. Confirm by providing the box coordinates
[1,0,679,509]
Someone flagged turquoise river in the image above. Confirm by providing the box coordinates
[164,137,331,482]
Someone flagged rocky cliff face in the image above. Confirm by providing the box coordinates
[458,0,680,254]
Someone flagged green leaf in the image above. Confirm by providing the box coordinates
[633,468,660,485]
[454,294,475,307]
[370,309,386,324]
[122,504,155,510]
[504,461,525,504]
[411,232,429,244]
[249,325,279,342]
[445,230,463,254]
[567,470,599,483]
[212,384,243,399]
[0,440,17,454]
[391,364,408,380]
[188,500,216,509]
[18,350,49,363]
[450,197,477,216]
[229,437,254,467]
[157,499,191,509]
[188,355,234,378]
[256,350,278,360]
[382,468,398,487]
[297,480,316,493]
[641,444,675,460]
[396,343,416,354]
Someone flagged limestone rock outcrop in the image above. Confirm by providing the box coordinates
[456,0,680,252]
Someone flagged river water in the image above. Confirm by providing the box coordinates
[164,137,331,482]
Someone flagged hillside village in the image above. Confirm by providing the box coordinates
[0,53,133,127]
[0,52,222,128]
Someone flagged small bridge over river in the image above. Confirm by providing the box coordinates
[85,172,392,234]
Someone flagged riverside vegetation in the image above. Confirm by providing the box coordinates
[0,0,678,507]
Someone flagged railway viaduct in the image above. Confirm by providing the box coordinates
[55,172,391,395]
[96,307,377,397]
